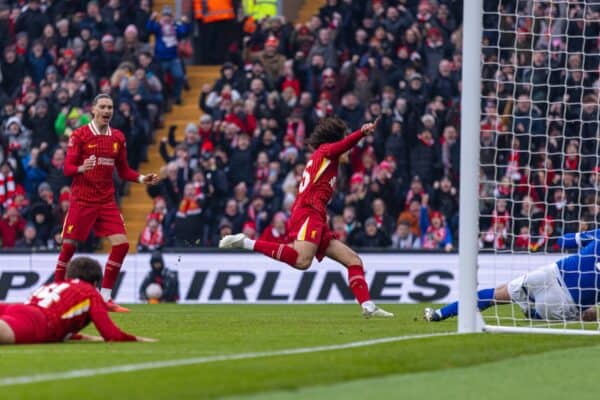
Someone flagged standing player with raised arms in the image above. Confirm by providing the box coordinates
[220,116,393,318]
[53,94,160,312]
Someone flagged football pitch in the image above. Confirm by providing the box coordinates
[1,305,599,400]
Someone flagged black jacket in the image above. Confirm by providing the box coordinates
[15,8,50,41]
[228,147,254,186]
[349,229,392,248]
[139,251,180,302]
[409,141,442,185]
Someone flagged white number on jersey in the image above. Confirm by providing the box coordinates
[28,283,70,308]
[298,159,314,193]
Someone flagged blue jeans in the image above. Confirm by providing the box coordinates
[161,59,184,102]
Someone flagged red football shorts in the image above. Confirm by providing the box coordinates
[62,200,126,241]
[0,304,49,344]
[288,207,333,261]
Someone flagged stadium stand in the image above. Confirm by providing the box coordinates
[0,0,191,251]
[144,0,465,250]
[4,0,596,254]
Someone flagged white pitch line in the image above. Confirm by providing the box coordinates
[0,332,456,387]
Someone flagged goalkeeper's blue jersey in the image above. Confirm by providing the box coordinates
[556,229,600,309]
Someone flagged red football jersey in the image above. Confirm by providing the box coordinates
[292,129,365,217]
[64,122,140,204]
[25,279,136,342]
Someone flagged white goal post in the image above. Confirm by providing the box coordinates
[458,0,483,333]
[459,0,600,335]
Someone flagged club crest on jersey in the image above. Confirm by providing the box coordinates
[67,225,74,234]
[113,142,119,153]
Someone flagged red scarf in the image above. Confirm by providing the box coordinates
[140,225,164,249]
[177,198,201,217]
[0,172,15,206]
[255,166,269,183]
[491,209,510,228]
[565,155,579,170]
[418,134,434,147]
[506,149,520,178]
[286,120,305,149]
[515,233,530,249]
[423,225,446,249]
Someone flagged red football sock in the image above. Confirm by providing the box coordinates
[54,241,76,282]
[348,264,371,304]
[102,242,129,291]
[254,240,299,267]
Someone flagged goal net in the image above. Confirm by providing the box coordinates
[470,0,600,334]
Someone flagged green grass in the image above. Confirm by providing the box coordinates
[1,304,599,399]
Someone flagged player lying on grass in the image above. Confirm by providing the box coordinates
[220,116,393,318]
[0,257,156,344]
[424,229,600,322]
[54,94,160,313]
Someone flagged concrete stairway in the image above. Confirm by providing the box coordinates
[118,66,221,252]
[297,0,324,23]
[116,0,221,252]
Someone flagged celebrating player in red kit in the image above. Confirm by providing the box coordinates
[54,94,160,312]
[220,117,393,318]
[0,257,156,344]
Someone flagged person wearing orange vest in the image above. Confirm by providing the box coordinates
[193,0,239,64]
[194,0,236,22]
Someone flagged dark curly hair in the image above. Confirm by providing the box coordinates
[306,116,348,149]
[66,256,103,286]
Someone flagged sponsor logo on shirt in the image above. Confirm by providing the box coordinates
[87,144,97,149]
[98,157,115,166]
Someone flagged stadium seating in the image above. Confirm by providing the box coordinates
[0,0,186,251]
[143,0,464,251]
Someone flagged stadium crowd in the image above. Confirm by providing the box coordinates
[0,0,190,250]
[146,0,600,252]
[145,0,466,251]
[2,0,599,253]
[478,0,600,252]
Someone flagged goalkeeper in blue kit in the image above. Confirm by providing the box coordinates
[424,229,600,322]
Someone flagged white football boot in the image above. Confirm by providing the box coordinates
[362,301,394,318]
[218,233,247,249]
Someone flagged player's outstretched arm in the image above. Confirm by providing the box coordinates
[323,117,380,158]
[558,229,600,249]
[139,173,161,186]
[88,294,139,342]
[68,333,104,342]
[136,336,159,343]
[115,136,160,185]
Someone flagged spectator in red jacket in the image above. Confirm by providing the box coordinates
[0,206,26,248]
[259,212,288,244]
